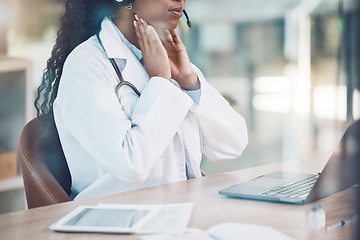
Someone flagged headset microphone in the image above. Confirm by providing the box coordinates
[182,9,192,28]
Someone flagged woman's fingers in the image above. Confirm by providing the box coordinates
[162,29,186,53]
[142,21,165,53]
[134,20,145,51]
[134,15,164,54]
[134,14,150,51]
[169,29,181,44]
[163,30,175,47]
[133,15,171,80]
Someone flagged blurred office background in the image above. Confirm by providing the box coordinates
[0,0,359,213]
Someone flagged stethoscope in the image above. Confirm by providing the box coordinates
[96,11,191,101]
[96,34,141,101]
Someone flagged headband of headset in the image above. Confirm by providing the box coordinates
[114,0,134,6]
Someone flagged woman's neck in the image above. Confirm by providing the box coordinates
[113,11,139,49]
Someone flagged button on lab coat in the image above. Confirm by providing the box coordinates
[54,17,248,200]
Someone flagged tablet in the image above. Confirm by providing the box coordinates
[49,205,159,234]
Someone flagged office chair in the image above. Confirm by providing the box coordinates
[18,117,72,209]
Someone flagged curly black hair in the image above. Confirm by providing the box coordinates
[34,0,118,128]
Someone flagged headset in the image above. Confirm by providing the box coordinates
[114,0,192,28]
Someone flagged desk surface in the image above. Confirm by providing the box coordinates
[0,157,358,240]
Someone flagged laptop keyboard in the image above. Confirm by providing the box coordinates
[259,174,320,199]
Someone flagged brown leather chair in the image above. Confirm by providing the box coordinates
[17,117,72,209]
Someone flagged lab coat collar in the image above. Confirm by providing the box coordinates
[98,17,132,61]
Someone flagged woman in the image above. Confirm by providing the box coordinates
[35,0,248,200]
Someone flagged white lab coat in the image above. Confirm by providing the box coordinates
[53,17,248,200]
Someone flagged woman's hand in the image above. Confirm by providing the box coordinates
[134,15,171,80]
[161,29,200,90]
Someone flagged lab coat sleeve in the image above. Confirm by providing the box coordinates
[191,65,248,161]
[55,47,194,184]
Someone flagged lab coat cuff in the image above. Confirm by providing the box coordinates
[149,76,195,107]
[184,87,201,105]
[152,76,200,112]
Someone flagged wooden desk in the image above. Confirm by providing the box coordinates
[0,157,358,240]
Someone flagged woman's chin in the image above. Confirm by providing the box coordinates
[151,21,179,32]
[169,22,180,31]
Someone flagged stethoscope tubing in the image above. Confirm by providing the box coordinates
[97,33,142,101]
[115,81,141,102]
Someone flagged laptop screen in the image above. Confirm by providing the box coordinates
[307,120,360,203]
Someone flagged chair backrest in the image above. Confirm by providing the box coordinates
[18,117,72,209]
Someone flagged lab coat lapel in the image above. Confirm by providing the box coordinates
[99,17,149,93]
[99,17,129,63]
[121,55,149,93]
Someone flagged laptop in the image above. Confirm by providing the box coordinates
[219,119,360,205]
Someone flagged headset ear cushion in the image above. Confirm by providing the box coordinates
[114,0,133,6]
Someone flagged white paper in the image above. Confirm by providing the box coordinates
[207,223,294,240]
[139,228,213,240]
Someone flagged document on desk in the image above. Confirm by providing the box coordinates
[140,223,294,240]
[207,223,294,240]
[49,202,193,234]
